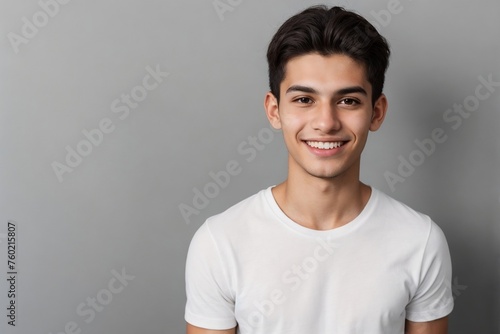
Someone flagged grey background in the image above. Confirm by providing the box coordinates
[0,0,498,333]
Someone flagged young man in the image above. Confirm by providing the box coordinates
[185,6,453,334]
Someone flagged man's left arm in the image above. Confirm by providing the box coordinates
[405,221,453,331]
[405,316,448,334]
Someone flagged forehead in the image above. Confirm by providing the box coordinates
[281,53,371,93]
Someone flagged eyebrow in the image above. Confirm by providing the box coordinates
[285,85,368,96]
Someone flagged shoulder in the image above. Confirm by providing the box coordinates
[369,188,443,242]
[210,187,268,218]
[368,189,451,276]
[192,187,273,241]
[372,188,432,225]
[372,188,430,222]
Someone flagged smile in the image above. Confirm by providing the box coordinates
[306,141,345,149]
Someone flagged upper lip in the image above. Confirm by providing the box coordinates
[303,138,348,142]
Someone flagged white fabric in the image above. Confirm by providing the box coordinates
[185,187,454,333]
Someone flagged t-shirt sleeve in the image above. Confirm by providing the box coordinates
[405,221,454,321]
[185,222,237,330]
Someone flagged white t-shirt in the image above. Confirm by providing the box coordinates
[185,187,453,333]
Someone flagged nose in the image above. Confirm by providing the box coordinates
[311,102,341,133]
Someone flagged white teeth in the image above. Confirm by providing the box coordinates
[306,141,343,149]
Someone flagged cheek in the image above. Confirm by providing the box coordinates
[343,113,371,131]
[280,113,305,133]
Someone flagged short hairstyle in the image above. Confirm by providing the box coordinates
[267,5,390,105]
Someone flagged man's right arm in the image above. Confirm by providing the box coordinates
[186,224,237,333]
[186,323,236,334]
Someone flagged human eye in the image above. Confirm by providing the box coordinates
[293,96,314,104]
[338,97,360,106]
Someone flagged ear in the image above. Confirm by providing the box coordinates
[264,92,282,130]
[369,93,388,131]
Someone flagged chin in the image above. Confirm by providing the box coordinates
[305,168,343,180]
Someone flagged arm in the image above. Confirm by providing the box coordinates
[405,316,448,334]
[187,323,236,334]
[185,225,237,333]
[405,223,453,332]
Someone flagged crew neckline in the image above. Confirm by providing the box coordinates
[264,185,378,238]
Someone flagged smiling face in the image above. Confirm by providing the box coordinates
[265,53,387,182]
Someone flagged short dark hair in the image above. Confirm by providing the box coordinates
[267,6,390,105]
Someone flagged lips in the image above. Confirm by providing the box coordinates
[305,140,345,150]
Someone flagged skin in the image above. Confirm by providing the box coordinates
[405,317,448,334]
[264,53,386,230]
[266,52,448,333]
[186,324,236,334]
[187,52,447,333]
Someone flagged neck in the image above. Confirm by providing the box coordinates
[272,160,371,231]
